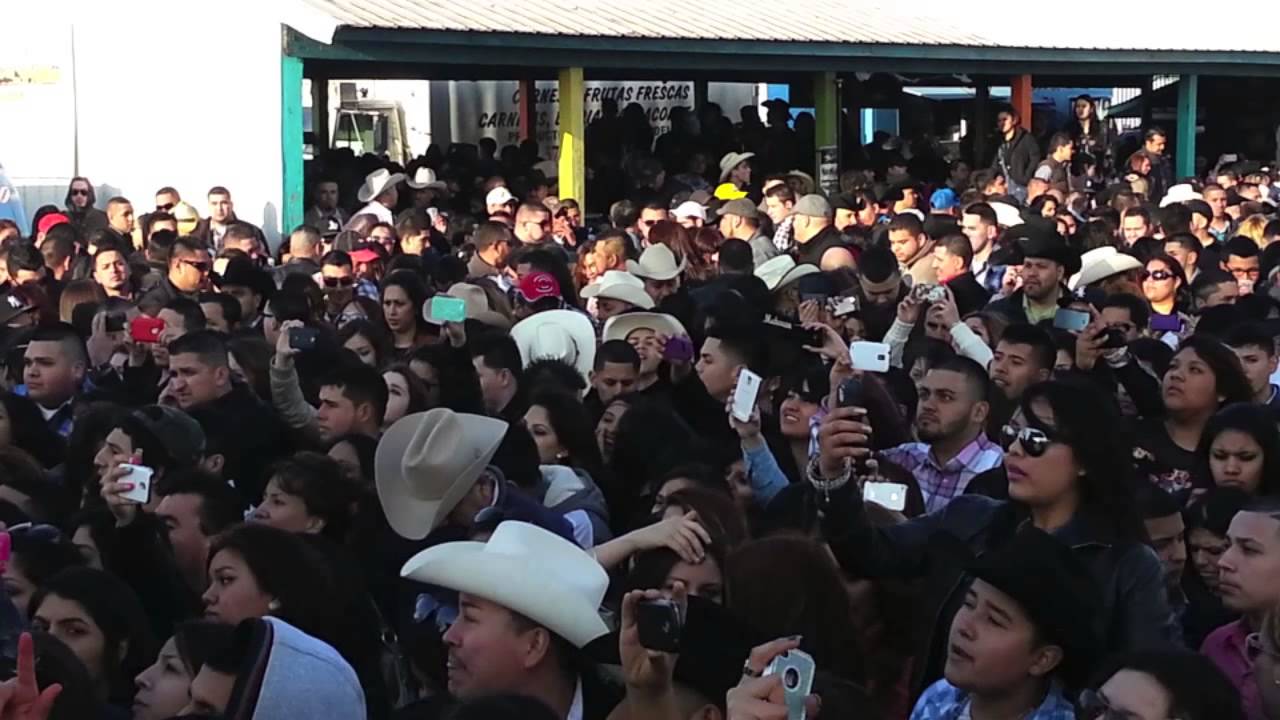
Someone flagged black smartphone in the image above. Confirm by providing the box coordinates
[104,312,126,333]
[837,377,864,408]
[288,326,320,352]
[635,598,682,652]
[1099,327,1128,350]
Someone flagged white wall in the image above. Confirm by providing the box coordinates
[0,2,286,241]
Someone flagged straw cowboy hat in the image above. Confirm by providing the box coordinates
[602,312,688,344]
[401,521,609,648]
[511,309,597,388]
[579,271,655,310]
[719,152,755,182]
[1069,246,1144,291]
[754,255,820,292]
[626,244,686,281]
[444,283,511,330]
[375,409,508,540]
[406,167,447,191]
[357,168,406,203]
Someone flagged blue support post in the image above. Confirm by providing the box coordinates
[281,55,305,237]
[1176,75,1198,179]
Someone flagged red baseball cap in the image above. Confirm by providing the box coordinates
[36,213,70,235]
[518,271,562,302]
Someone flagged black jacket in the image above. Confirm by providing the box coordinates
[991,128,1041,188]
[392,668,622,720]
[820,488,1178,694]
[198,383,292,502]
[944,272,990,317]
[984,287,1068,326]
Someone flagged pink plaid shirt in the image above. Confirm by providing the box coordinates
[880,434,1003,513]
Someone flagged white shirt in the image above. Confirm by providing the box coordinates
[566,679,584,720]
[355,201,394,225]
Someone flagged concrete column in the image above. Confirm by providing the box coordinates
[280,55,304,236]
[558,67,586,204]
[1176,75,1199,179]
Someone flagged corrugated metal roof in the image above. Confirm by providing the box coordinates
[297,0,1280,54]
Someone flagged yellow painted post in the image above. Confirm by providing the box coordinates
[558,67,586,205]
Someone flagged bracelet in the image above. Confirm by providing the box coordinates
[806,455,851,501]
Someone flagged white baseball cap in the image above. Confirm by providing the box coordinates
[673,200,707,222]
[485,187,516,207]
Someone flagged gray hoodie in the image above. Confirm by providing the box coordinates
[242,618,366,720]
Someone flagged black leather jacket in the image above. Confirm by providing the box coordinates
[820,488,1179,693]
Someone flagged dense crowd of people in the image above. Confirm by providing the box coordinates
[0,95,1279,720]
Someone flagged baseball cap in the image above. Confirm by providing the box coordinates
[930,188,959,212]
[36,213,70,236]
[716,198,759,220]
[0,289,36,326]
[486,187,516,207]
[128,405,207,466]
[673,201,707,222]
[793,194,833,219]
[518,271,562,303]
[713,183,748,201]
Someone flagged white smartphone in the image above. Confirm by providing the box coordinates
[731,369,763,423]
[864,481,908,512]
[849,341,890,373]
[117,464,154,505]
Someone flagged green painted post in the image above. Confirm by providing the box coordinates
[1176,75,1198,179]
[281,55,305,237]
[813,71,838,193]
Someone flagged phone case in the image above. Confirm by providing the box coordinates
[849,341,890,373]
[732,370,762,422]
[117,464,153,504]
[864,482,908,512]
[129,317,165,344]
[427,296,467,323]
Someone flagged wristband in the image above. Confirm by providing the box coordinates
[806,455,851,502]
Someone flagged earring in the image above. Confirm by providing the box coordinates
[268,599,281,612]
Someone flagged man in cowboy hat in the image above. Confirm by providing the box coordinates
[719,151,755,191]
[627,245,686,306]
[602,311,688,397]
[400,521,619,720]
[986,221,1076,326]
[398,167,448,225]
[355,168,406,225]
[579,270,654,323]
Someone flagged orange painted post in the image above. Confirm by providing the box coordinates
[1010,75,1032,129]
[518,79,535,142]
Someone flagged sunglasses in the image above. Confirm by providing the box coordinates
[413,592,458,633]
[70,188,90,197]
[180,259,212,273]
[156,202,175,212]
[1077,689,1185,720]
[999,425,1056,457]
[1146,269,1175,281]
[323,276,355,288]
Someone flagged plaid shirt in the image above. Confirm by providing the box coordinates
[880,434,1003,514]
[772,215,794,253]
[910,679,1076,720]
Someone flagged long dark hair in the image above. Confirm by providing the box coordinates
[1166,335,1253,412]
[384,363,431,418]
[29,567,155,706]
[1090,650,1244,720]
[527,388,606,482]
[1020,379,1146,542]
[381,269,432,334]
[1193,403,1280,495]
[206,524,338,638]
[338,319,393,370]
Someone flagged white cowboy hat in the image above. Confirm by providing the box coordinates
[401,521,609,648]
[989,201,1025,228]
[719,152,755,182]
[510,309,597,389]
[356,168,407,203]
[754,255,820,292]
[1068,246,1144,291]
[375,409,508,540]
[1160,183,1203,208]
[406,167,447,191]
[602,312,688,344]
[445,283,511,329]
[580,271,655,310]
[626,244,686,281]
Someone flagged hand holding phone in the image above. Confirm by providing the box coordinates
[662,336,694,362]
[1053,308,1091,333]
[129,316,165,344]
[116,463,153,505]
[426,296,467,324]
[849,341,890,373]
[288,326,319,352]
[764,648,816,720]
[635,598,683,653]
[864,482,908,512]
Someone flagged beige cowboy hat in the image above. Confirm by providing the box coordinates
[172,202,201,235]
[401,521,609,647]
[375,409,508,540]
[754,255,821,292]
[445,283,512,330]
[1069,246,1144,291]
[602,312,688,344]
[510,309,597,389]
[406,167,447,191]
[626,244,686,281]
[580,271,655,310]
[357,168,406,203]
[719,151,755,182]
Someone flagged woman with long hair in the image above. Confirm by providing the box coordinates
[1144,253,1190,318]
[815,378,1176,693]
[524,388,607,482]
[381,270,436,358]
[1084,651,1243,720]
[1134,335,1253,501]
[1192,403,1280,497]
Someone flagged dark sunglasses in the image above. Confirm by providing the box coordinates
[413,592,458,633]
[1146,269,1175,281]
[156,203,175,212]
[69,188,91,197]
[999,425,1056,457]
[322,276,356,288]
[180,259,212,273]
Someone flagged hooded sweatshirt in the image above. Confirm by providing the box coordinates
[231,618,366,720]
